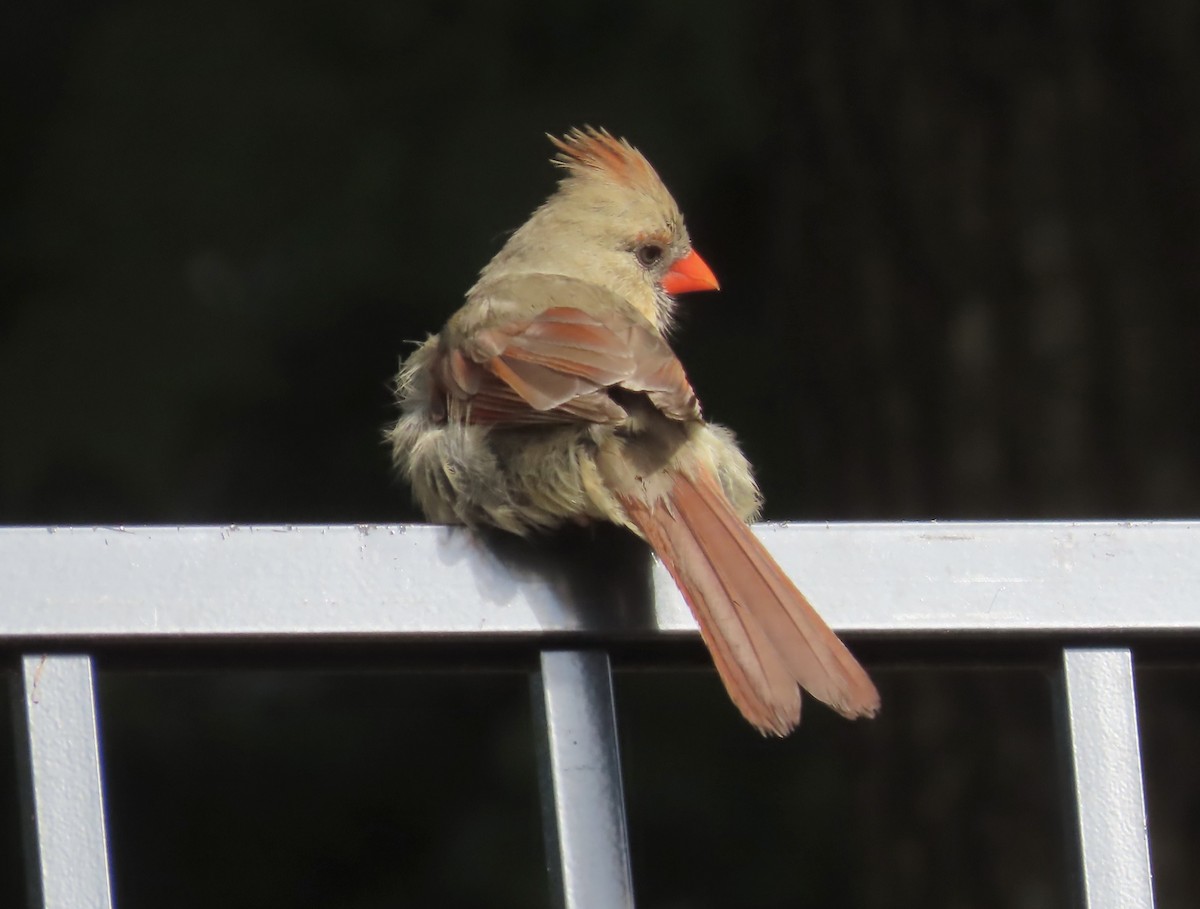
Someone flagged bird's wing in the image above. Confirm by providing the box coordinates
[433,282,700,427]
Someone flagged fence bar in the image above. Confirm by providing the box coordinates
[1,523,1197,640]
[534,650,634,909]
[16,654,114,909]
[1063,648,1154,909]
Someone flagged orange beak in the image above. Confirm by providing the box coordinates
[662,249,720,295]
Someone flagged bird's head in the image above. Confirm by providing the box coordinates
[476,127,719,330]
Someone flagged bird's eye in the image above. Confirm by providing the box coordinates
[635,243,664,268]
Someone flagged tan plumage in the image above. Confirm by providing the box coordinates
[388,127,879,735]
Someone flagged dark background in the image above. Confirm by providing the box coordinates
[2,1,1197,907]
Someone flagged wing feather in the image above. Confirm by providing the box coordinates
[434,289,700,428]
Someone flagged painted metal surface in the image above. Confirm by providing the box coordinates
[535,651,634,909]
[1064,648,1156,909]
[15,655,113,909]
[3,522,1191,909]
[1,522,1196,638]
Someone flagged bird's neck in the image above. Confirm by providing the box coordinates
[473,245,669,332]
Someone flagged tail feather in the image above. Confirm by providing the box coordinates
[620,466,879,736]
[677,468,880,715]
[642,499,802,733]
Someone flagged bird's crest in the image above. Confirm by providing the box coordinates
[549,127,665,198]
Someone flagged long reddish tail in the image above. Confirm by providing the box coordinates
[620,466,879,736]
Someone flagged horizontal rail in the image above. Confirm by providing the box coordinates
[1,522,1197,641]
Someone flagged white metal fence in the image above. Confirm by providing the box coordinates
[4,521,1196,909]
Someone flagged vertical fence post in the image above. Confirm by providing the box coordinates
[1063,647,1155,909]
[14,654,114,909]
[534,650,635,909]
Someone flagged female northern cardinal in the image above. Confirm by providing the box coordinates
[389,127,879,735]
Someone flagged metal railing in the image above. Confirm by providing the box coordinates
[4,521,1197,909]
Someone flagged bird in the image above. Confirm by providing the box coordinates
[388,127,879,735]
